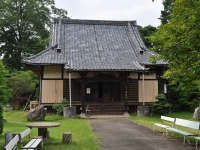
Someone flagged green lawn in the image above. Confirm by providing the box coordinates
[130,112,198,143]
[129,112,194,129]
[1,110,197,149]
[1,111,104,150]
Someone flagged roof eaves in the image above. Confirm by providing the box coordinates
[22,44,58,62]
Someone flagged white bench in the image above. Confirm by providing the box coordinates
[18,128,31,147]
[195,137,200,149]
[21,138,42,150]
[4,134,19,150]
[166,118,200,145]
[19,128,43,150]
[153,116,175,136]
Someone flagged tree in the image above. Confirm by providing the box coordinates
[151,93,170,115]
[0,60,12,105]
[151,0,200,109]
[159,0,174,24]
[7,70,38,98]
[0,0,69,71]
[0,60,12,134]
[138,25,157,49]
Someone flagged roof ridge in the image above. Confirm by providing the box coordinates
[52,18,137,26]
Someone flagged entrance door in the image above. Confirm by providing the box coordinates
[85,82,120,102]
[102,82,110,102]
[110,82,120,102]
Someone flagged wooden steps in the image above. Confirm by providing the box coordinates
[85,102,124,115]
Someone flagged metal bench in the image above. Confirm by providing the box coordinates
[153,116,175,136]
[166,118,200,145]
[4,134,19,150]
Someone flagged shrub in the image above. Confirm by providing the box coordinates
[52,99,68,115]
[10,97,28,110]
[151,93,171,115]
[0,105,3,134]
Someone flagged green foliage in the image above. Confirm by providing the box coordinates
[0,105,3,134]
[0,0,69,71]
[138,25,157,49]
[155,93,167,101]
[8,78,32,98]
[159,0,174,24]
[0,61,12,105]
[52,99,68,115]
[7,70,38,98]
[151,0,200,109]
[0,61,12,134]
[151,93,171,115]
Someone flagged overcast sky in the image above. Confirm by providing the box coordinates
[54,0,164,27]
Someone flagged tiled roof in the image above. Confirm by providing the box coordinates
[22,18,167,71]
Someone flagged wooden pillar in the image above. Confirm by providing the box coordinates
[124,81,128,112]
[81,82,85,113]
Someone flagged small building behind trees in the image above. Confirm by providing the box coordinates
[22,18,167,115]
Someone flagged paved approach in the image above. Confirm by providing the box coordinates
[89,118,195,150]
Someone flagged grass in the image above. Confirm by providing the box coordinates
[1,110,198,149]
[1,111,104,150]
[130,112,198,144]
[129,112,194,129]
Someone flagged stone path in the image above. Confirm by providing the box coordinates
[90,118,195,150]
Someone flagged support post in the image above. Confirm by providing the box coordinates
[124,81,128,112]
[69,71,71,107]
[142,71,145,106]
[81,82,85,113]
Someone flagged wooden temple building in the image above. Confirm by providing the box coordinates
[22,18,167,116]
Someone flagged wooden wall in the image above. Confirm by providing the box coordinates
[43,66,62,78]
[138,80,158,103]
[41,80,63,104]
[121,80,138,102]
[63,79,81,102]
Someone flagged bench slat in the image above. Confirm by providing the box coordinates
[30,139,42,148]
[20,128,31,139]
[175,118,199,130]
[161,116,175,122]
[4,135,19,150]
[23,139,37,148]
[22,138,42,149]
[167,127,197,136]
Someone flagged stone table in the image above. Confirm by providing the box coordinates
[25,122,60,143]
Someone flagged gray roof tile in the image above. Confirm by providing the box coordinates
[22,18,167,71]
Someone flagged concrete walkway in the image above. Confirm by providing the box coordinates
[89,118,195,150]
